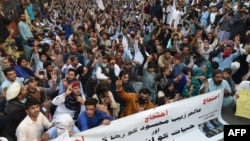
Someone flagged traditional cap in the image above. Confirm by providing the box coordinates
[89,38,97,42]
[71,81,80,88]
[224,40,234,48]
[6,82,21,101]
[24,76,36,84]
[174,54,181,60]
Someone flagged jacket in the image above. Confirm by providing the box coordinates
[116,89,154,118]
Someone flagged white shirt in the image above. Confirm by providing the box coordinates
[16,112,52,141]
[52,94,85,122]
[96,65,121,80]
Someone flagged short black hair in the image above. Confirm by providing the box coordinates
[77,25,85,31]
[77,66,84,75]
[139,88,151,95]
[25,98,40,110]
[84,97,98,107]
[3,67,15,76]
[212,69,223,77]
[17,56,27,65]
[119,70,129,78]
[182,66,192,75]
[43,61,52,69]
[164,48,171,54]
[211,61,219,70]
[68,68,77,76]
[148,61,156,69]
[96,84,109,95]
[223,68,232,75]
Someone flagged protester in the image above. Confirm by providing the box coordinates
[46,113,80,139]
[16,98,52,141]
[199,69,234,107]
[52,81,85,122]
[77,97,113,131]
[5,82,27,141]
[115,78,154,118]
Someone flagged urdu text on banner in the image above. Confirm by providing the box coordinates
[67,89,227,141]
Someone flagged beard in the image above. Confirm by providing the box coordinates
[214,80,222,85]
[21,18,26,22]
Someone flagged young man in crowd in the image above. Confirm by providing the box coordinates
[16,98,52,141]
[77,97,113,131]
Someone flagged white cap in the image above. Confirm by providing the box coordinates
[6,82,21,101]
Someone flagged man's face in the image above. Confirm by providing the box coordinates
[213,73,223,85]
[183,47,189,55]
[82,67,88,75]
[70,45,78,54]
[20,59,28,67]
[138,93,149,102]
[183,38,188,44]
[26,104,40,118]
[177,26,182,31]
[163,68,171,76]
[204,44,210,51]
[72,58,79,66]
[72,86,81,96]
[87,53,93,60]
[46,65,53,72]
[89,40,96,48]
[1,58,10,69]
[67,71,76,80]
[164,52,171,59]
[40,55,47,62]
[223,72,230,79]
[155,40,160,46]
[20,14,26,22]
[77,29,83,34]
[6,70,17,81]
[118,37,123,42]
[73,36,78,41]
[173,58,180,65]
[85,105,96,118]
[27,80,37,89]
[19,87,27,99]
[121,74,129,84]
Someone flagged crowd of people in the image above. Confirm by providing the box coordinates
[0,0,250,140]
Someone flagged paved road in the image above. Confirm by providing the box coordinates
[222,103,250,125]
[218,103,250,141]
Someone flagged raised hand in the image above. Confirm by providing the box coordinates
[62,79,68,88]
[65,84,72,96]
[76,96,85,105]
[51,71,57,84]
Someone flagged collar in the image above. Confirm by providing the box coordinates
[26,112,39,125]
[19,98,26,103]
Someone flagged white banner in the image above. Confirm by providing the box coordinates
[96,0,105,10]
[70,89,226,141]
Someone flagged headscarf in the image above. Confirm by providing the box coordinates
[55,114,74,136]
[64,94,81,120]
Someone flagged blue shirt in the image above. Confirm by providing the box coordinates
[202,78,231,94]
[13,65,35,79]
[217,50,240,71]
[77,110,113,131]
